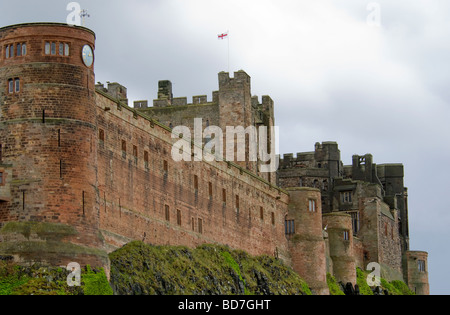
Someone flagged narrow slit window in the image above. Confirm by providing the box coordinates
[99,129,105,143]
[51,42,56,55]
[165,205,170,222]
[208,182,213,199]
[121,140,126,158]
[194,175,199,192]
[163,160,168,173]
[177,210,182,226]
[198,218,203,234]
[271,212,275,225]
[222,189,227,204]
[144,151,149,168]
[260,207,264,220]
[5,45,9,58]
[235,195,240,210]
[191,218,195,231]
[309,199,316,212]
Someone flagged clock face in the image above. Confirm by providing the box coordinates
[82,45,94,67]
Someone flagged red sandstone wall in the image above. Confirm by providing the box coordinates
[95,92,291,262]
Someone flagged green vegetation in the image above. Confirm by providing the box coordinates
[355,267,414,296]
[326,273,345,295]
[0,261,112,295]
[356,267,374,295]
[109,241,312,295]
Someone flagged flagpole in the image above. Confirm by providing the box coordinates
[227,30,230,73]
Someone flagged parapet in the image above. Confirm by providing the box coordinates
[218,70,251,88]
[96,82,128,105]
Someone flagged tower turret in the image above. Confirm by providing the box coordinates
[0,23,107,269]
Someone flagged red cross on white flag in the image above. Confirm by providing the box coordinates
[218,32,228,40]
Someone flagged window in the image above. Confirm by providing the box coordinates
[163,160,168,173]
[260,207,264,220]
[343,231,350,241]
[222,189,227,204]
[22,43,27,56]
[285,219,295,235]
[8,79,13,94]
[59,43,64,56]
[121,140,127,158]
[341,191,352,203]
[309,199,316,212]
[99,129,105,143]
[351,212,360,235]
[9,45,14,58]
[51,42,56,55]
[17,43,21,57]
[45,42,50,55]
[198,218,203,234]
[5,45,9,58]
[64,43,70,56]
[191,218,195,231]
[15,78,20,93]
[144,151,149,169]
[7,78,20,94]
[194,175,199,192]
[418,260,426,273]
[235,195,240,210]
[208,182,213,199]
[177,210,182,226]
[271,212,275,225]
[165,205,170,222]
[0,172,3,185]
[133,145,138,163]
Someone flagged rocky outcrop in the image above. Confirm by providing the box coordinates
[109,241,312,295]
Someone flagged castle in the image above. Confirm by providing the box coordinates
[0,23,429,295]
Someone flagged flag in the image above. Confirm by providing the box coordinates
[218,32,228,40]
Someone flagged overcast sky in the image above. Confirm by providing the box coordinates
[1,0,449,295]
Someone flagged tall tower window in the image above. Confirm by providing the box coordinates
[65,43,70,56]
[8,79,13,94]
[309,199,316,212]
[16,43,21,57]
[418,260,426,272]
[9,45,14,58]
[51,42,56,55]
[14,78,20,93]
[45,42,50,55]
[5,45,9,58]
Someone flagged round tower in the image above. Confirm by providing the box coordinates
[0,23,107,269]
[286,187,329,295]
[404,251,429,295]
[322,212,357,286]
